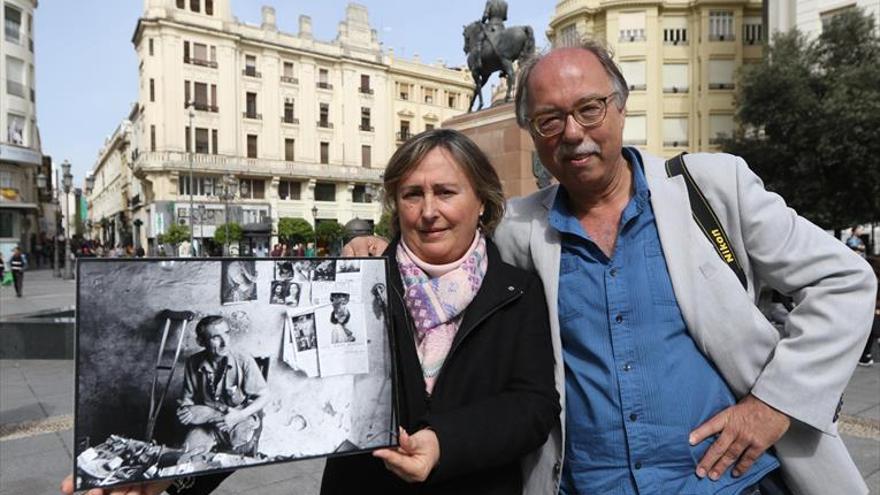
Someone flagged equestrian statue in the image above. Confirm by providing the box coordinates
[463,0,535,112]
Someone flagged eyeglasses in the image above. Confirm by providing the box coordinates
[528,92,619,137]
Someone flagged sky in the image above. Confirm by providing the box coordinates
[35,0,555,185]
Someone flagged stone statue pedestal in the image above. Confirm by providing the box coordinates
[443,102,546,199]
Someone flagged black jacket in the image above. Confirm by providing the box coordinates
[321,238,559,495]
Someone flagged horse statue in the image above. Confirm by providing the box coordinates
[462,20,535,112]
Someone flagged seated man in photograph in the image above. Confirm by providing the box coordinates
[177,315,269,459]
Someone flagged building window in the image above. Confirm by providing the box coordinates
[279,180,301,200]
[360,107,372,131]
[821,5,858,31]
[425,123,435,131]
[320,142,330,164]
[239,178,265,199]
[319,103,331,128]
[150,125,156,151]
[149,78,155,101]
[183,41,189,63]
[619,60,647,91]
[708,59,735,90]
[185,126,191,152]
[195,128,210,153]
[709,11,734,41]
[179,175,221,197]
[743,17,762,45]
[315,182,336,201]
[283,99,296,124]
[619,11,646,42]
[5,4,21,44]
[149,38,154,56]
[6,113,25,145]
[193,82,210,110]
[244,55,260,77]
[184,80,191,107]
[190,42,217,68]
[423,87,437,104]
[623,114,647,146]
[5,56,25,98]
[176,0,185,8]
[662,63,688,93]
[0,210,14,238]
[190,0,200,13]
[397,82,412,100]
[318,68,332,89]
[557,24,579,47]
[662,16,688,45]
[352,185,370,203]
[447,92,459,108]
[360,74,372,94]
[245,92,259,119]
[285,138,295,161]
[397,120,411,141]
[663,117,689,147]
[281,61,297,84]
[247,134,258,158]
[211,129,218,154]
[362,145,371,168]
[709,114,734,145]
[205,0,213,15]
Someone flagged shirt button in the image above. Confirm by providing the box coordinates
[635,461,642,470]
[609,268,618,277]
[629,413,638,422]
[615,314,623,324]
[623,363,633,372]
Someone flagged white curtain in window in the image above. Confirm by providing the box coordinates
[662,16,688,30]
[663,117,688,145]
[662,63,688,91]
[623,114,647,144]
[619,60,646,89]
[619,11,646,31]
[6,113,25,145]
[710,114,735,141]
[708,59,735,85]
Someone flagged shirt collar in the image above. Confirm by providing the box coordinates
[549,147,650,238]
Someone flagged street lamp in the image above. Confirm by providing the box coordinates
[220,174,239,256]
[61,160,74,280]
[37,172,62,277]
[187,103,196,251]
[311,205,318,256]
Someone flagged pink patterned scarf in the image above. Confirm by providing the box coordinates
[396,234,488,394]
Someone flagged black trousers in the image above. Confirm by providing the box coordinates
[12,271,23,296]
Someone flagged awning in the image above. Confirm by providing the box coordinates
[0,202,39,210]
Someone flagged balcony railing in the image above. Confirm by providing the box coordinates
[708,83,735,90]
[359,87,374,95]
[281,116,300,125]
[189,57,218,69]
[6,80,25,98]
[662,86,689,94]
[317,82,333,90]
[663,140,689,147]
[627,83,647,91]
[243,67,262,78]
[359,124,374,132]
[709,33,735,42]
[396,131,413,141]
[193,101,219,112]
[243,111,263,120]
[317,120,334,129]
[281,76,299,84]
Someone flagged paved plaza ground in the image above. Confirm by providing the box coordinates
[1,270,878,494]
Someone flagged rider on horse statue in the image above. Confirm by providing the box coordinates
[482,0,508,42]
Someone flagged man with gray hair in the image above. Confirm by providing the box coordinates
[346,40,875,495]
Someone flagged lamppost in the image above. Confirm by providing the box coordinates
[36,171,61,277]
[311,205,318,256]
[219,174,239,256]
[133,218,143,253]
[187,103,196,250]
[61,160,74,280]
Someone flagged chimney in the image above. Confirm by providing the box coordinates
[261,6,277,31]
[299,15,313,39]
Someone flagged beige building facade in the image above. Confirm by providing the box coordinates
[87,0,472,253]
[547,0,763,157]
[1,0,44,260]
[767,0,880,38]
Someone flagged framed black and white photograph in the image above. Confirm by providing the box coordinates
[74,257,394,492]
[221,260,258,304]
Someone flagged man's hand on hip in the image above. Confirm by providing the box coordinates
[690,394,790,480]
[341,236,388,257]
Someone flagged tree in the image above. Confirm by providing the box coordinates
[316,221,345,247]
[213,222,242,245]
[277,217,314,245]
[723,8,880,229]
[158,223,190,246]
[374,211,392,239]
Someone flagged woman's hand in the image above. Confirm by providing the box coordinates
[372,427,440,483]
[60,475,172,495]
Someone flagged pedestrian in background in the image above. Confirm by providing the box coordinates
[10,246,26,298]
[847,225,867,258]
[858,255,880,367]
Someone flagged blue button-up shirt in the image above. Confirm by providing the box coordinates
[554,148,778,495]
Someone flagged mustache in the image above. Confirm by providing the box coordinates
[557,142,600,161]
